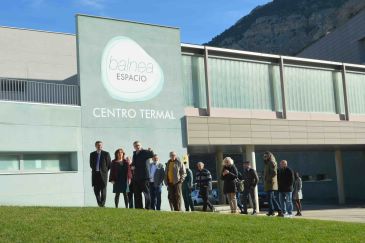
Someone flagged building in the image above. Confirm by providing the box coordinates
[1,15,365,210]
[297,9,365,64]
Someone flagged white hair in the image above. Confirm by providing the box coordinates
[223,157,234,165]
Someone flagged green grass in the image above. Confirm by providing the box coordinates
[0,207,364,242]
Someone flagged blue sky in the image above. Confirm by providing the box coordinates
[0,0,271,44]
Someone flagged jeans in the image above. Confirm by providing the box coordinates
[279,191,293,215]
[267,190,281,214]
[150,183,162,210]
[182,186,194,211]
[199,187,213,211]
[236,192,243,212]
[242,187,257,212]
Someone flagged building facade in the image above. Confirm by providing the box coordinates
[0,15,365,210]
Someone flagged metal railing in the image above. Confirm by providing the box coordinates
[0,78,80,106]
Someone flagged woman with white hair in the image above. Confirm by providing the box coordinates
[221,157,238,213]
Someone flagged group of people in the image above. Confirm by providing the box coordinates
[263,151,303,217]
[89,140,303,216]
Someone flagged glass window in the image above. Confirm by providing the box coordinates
[23,154,73,171]
[0,155,20,171]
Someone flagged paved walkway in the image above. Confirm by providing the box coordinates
[297,205,365,223]
[209,204,365,223]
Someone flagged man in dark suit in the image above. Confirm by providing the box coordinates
[90,141,111,207]
[131,141,154,209]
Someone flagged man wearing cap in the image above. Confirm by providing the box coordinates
[241,161,259,215]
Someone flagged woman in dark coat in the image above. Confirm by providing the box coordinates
[221,157,238,213]
[109,148,133,208]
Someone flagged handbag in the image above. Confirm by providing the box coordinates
[235,178,244,192]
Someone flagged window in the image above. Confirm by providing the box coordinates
[0,155,19,171]
[0,153,77,173]
[359,37,365,64]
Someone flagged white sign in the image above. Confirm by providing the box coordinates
[101,36,164,102]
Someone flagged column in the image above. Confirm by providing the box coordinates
[245,145,259,212]
[335,150,346,204]
[215,147,224,204]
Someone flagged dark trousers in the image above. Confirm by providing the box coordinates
[182,186,194,211]
[242,187,256,212]
[150,183,162,210]
[133,180,151,209]
[268,190,282,214]
[167,183,182,211]
[93,172,106,207]
[236,192,243,211]
[199,187,213,211]
[114,192,133,208]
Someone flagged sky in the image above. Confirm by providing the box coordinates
[0,0,272,44]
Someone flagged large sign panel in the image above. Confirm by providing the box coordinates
[77,15,186,208]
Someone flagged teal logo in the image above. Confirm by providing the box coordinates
[101,36,164,102]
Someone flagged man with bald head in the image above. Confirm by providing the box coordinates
[165,151,186,211]
[277,160,294,217]
[195,162,214,212]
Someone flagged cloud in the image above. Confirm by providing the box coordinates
[78,0,106,10]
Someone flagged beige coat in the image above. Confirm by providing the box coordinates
[164,159,186,185]
[264,160,278,191]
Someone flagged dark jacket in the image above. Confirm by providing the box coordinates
[242,167,259,189]
[109,159,130,193]
[90,150,111,187]
[221,164,238,193]
[277,167,294,192]
[183,168,194,190]
[195,168,212,191]
[132,149,154,181]
[151,163,165,187]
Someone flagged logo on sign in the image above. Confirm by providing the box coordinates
[101,36,164,102]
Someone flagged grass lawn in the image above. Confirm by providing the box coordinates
[0,207,364,242]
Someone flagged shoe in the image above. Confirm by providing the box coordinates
[284,214,293,218]
[240,211,248,215]
[251,211,257,215]
[277,212,284,217]
[295,212,302,216]
[266,212,275,216]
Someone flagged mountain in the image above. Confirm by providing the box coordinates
[207,0,365,55]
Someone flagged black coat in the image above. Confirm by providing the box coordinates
[132,149,154,181]
[277,167,294,192]
[242,168,259,189]
[90,150,111,187]
[221,164,238,193]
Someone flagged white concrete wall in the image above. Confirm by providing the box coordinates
[0,26,77,82]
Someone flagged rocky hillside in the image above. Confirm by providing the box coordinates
[207,0,365,55]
